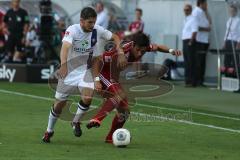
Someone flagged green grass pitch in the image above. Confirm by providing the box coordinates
[0,82,240,160]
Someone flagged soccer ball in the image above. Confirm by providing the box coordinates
[112,128,131,147]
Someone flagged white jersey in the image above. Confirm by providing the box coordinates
[55,24,112,100]
[62,24,112,71]
[62,24,112,60]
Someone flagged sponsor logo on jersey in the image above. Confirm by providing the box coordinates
[64,31,70,37]
[73,40,92,53]
[80,40,89,49]
[104,56,112,62]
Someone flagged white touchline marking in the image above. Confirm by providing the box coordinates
[0,89,240,134]
[137,103,240,121]
[0,89,54,101]
[131,112,240,134]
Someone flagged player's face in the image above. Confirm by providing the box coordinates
[80,17,96,32]
[229,7,237,17]
[201,2,208,11]
[12,0,20,8]
[135,11,142,20]
[132,45,147,59]
[184,6,192,16]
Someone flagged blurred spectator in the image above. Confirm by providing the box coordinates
[2,0,29,63]
[182,4,198,87]
[192,0,211,86]
[57,19,66,39]
[128,8,144,34]
[0,10,6,60]
[108,13,121,33]
[223,5,240,74]
[127,8,145,78]
[25,24,40,64]
[95,1,109,29]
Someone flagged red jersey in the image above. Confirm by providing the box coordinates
[100,41,153,86]
[129,20,144,33]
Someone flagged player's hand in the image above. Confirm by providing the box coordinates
[57,65,68,79]
[117,53,127,69]
[170,49,182,56]
[94,81,102,92]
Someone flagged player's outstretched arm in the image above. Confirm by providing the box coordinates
[151,44,182,56]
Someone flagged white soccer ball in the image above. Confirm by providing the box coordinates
[112,128,131,147]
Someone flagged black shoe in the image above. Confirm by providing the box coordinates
[42,131,54,143]
[71,122,82,137]
[86,119,101,129]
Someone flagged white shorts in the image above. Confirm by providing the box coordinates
[55,65,94,101]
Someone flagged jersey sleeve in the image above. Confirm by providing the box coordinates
[191,17,198,33]
[96,25,112,41]
[62,25,75,44]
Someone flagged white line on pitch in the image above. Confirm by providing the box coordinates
[131,112,240,134]
[136,103,240,121]
[0,89,240,134]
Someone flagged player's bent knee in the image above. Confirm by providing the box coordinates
[81,96,92,105]
[78,100,90,111]
[53,100,67,114]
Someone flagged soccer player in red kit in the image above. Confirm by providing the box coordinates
[80,33,181,143]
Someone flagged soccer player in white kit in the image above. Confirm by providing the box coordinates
[42,7,126,143]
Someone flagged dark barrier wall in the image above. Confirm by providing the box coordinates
[0,63,55,83]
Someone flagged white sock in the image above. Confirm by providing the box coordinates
[72,102,89,123]
[47,108,59,133]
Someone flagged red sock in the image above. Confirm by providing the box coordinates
[93,98,117,122]
[105,114,126,141]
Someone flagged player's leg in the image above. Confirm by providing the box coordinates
[13,35,25,62]
[72,87,94,137]
[86,83,126,129]
[86,98,118,129]
[42,99,67,143]
[42,81,71,143]
[105,99,129,143]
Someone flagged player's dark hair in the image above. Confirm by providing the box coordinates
[80,7,97,19]
[135,8,143,15]
[132,32,150,47]
[197,0,207,6]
